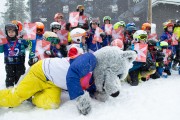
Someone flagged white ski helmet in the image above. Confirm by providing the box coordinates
[70,28,86,43]
[133,30,148,42]
[50,22,61,31]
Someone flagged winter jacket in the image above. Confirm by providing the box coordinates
[66,53,97,100]
[0,39,28,64]
[86,29,102,52]
[101,25,112,47]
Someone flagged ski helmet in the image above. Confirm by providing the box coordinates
[50,22,61,31]
[54,13,64,21]
[70,28,86,43]
[103,16,111,23]
[126,23,137,31]
[133,30,148,42]
[36,22,45,34]
[76,5,85,12]
[43,31,60,45]
[111,39,124,50]
[90,18,100,27]
[5,23,18,37]
[163,21,174,29]
[113,21,126,30]
[142,23,151,30]
[11,20,23,32]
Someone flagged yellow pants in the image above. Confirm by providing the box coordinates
[0,60,61,109]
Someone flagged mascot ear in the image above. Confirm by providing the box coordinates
[122,50,137,63]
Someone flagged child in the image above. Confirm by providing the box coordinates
[86,18,105,53]
[124,23,137,50]
[160,21,174,75]
[127,30,156,85]
[43,31,62,58]
[0,23,28,87]
[101,16,112,47]
[28,22,45,66]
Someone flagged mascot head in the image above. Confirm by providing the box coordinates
[93,46,137,97]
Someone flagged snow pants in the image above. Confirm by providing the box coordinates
[0,60,61,109]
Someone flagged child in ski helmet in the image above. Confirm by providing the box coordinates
[101,16,112,47]
[142,22,151,35]
[50,22,61,33]
[160,21,175,75]
[68,28,86,60]
[43,31,63,58]
[172,20,180,71]
[54,13,64,23]
[0,23,29,87]
[28,22,45,66]
[86,18,104,53]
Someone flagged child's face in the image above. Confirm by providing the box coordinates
[167,26,173,32]
[53,28,59,33]
[104,20,110,24]
[56,16,63,22]
[92,23,98,29]
[7,30,16,37]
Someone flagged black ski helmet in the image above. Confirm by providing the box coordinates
[5,23,18,37]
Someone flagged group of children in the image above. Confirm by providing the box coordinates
[0,5,180,88]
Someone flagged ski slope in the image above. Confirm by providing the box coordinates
[0,53,180,120]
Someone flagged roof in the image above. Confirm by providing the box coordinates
[152,0,180,6]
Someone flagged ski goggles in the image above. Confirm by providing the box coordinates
[46,37,60,44]
[139,34,148,41]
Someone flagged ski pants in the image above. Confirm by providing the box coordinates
[0,60,61,109]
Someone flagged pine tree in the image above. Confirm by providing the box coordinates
[2,0,30,24]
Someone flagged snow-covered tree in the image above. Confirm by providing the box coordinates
[2,0,30,24]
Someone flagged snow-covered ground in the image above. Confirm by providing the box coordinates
[0,53,180,120]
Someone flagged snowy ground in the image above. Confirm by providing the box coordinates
[0,53,180,120]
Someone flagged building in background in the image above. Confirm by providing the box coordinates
[152,0,180,35]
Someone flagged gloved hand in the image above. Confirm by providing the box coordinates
[156,51,165,62]
[100,32,106,39]
[76,92,91,115]
[44,50,52,56]
[28,57,38,66]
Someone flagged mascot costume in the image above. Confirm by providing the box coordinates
[0,46,137,115]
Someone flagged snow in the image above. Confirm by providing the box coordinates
[0,52,180,120]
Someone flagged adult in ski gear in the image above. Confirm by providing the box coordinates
[0,46,136,115]
[0,23,29,87]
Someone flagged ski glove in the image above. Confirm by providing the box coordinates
[100,32,106,39]
[28,56,38,66]
[76,92,91,115]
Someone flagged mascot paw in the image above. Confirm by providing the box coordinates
[76,92,91,115]
[94,91,109,102]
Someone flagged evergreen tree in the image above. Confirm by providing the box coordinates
[2,0,30,24]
